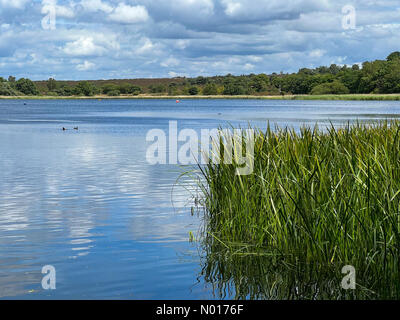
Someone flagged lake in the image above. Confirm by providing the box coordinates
[1,99,400,299]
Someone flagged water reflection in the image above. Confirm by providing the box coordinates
[198,243,399,300]
[0,127,198,298]
[1,99,400,299]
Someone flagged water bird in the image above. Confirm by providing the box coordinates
[62,127,66,131]
[73,127,79,130]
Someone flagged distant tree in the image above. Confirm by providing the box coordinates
[168,83,178,96]
[118,83,142,94]
[55,85,74,96]
[191,76,207,85]
[203,83,218,95]
[102,84,119,95]
[107,90,120,96]
[188,86,199,95]
[131,86,142,95]
[338,68,361,93]
[311,81,350,95]
[15,78,39,95]
[250,74,270,92]
[329,64,341,75]
[76,81,96,96]
[149,84,166,94]
[298,68,315,75]
[316,66,330,74]
[387,51,400,62]
[0,82,19,96]
[47,78,58,91]
[8,76,16,83]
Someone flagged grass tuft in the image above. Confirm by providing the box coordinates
[198,120,400,299]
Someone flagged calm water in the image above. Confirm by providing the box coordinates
[1,99,400,299]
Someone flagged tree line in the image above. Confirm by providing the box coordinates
[1,51,400,97]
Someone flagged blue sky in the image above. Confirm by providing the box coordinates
[0,0,399,80]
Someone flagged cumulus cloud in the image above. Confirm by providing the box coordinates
[0,0,399,79]
[108,4,149,24]
[309,49,326,58]
[76,60,95,71]
[63,37,107,56]
[135,38,158,55]
[0,0,29,9]
[56,5,75,18]
[221,0,329,21]
[160,57,180,67]
[79,0,113,13]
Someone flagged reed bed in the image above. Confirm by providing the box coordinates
[199,121,400,298]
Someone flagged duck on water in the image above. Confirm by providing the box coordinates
[62,127,79,131]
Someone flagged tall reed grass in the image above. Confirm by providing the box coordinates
[198,121,400,298]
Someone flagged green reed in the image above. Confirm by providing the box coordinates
[198,121,400,298]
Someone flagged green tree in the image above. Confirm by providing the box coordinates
[149,84,166,94]
[131,86,142,95]
[168,83,179,96]
[47,78,58,91]
[311,81,350,95]
[118,83,141,94]
[107,90,120,96]
[75,81,96,96]
[387,51,400,62]
[102,84,120,95]
[15,78,39,95]
[188,86,199,95]
[329,64,341,75]
[0,82,19,96]
[250,74,270,93]
[203,83,218,95]
[55,85,74,96]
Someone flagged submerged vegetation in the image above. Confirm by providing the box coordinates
[2,51,400,98]
[197,121,400,299]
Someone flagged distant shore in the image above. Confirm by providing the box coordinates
[1,94,400,101]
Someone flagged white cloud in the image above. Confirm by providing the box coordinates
[161,57,180,67]
[222,1,242,16]
[174,0,214,15]
[309,49,326,58]
[76,60,95,71]
[2,0,400,80]
[56,5,75,18]
[135,38,156,55]
[108,4,149,24]
[243,63,255,70]
[0,0,28,9]
[221,0,329,20]
[174,40,189,50]
[80,0,113,13]
[63,37,106,56]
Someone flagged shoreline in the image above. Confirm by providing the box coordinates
[1,94,400,101]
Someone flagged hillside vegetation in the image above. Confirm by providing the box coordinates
[1,51,400,97]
